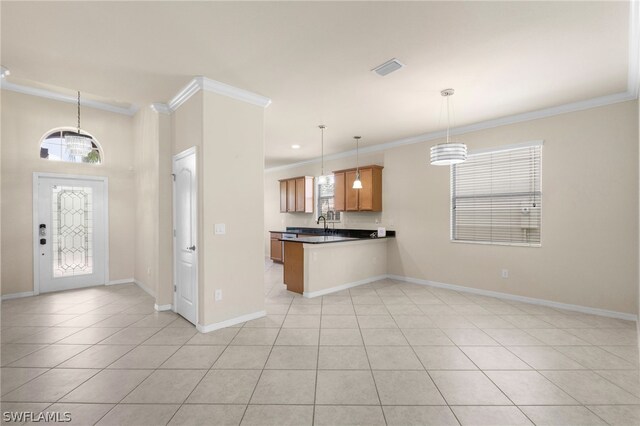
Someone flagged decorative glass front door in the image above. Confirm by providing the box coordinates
[52,185,93,277]
[37,176,106,293]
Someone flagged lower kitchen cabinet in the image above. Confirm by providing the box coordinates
[283,241,304,294]
[269,232,283,263]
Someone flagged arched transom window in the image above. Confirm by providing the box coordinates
[40,128,102,164]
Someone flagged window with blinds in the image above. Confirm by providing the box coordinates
[451,142,542,246]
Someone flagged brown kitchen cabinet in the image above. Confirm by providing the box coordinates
[334,171,345,211]
[283,241,304,294]
[269,232,283,263]
[279,181,287,212]
[286,180,296,212]
[278,176,314,213]
[333,165,383,212]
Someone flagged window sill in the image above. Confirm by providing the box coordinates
[450,239,541,248]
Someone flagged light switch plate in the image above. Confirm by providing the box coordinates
[215,224,226,235]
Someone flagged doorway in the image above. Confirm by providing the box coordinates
[34,173,108,294]
[172,147,198,325]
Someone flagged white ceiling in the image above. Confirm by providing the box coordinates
[1,1,631,167]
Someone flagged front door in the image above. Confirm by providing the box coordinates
[173,148,198,325]
[36,175,107,293]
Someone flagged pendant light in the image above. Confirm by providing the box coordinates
[317,125,328,185]
[65,91,94,158]
[353,136,363,189]
[430,88,467,166]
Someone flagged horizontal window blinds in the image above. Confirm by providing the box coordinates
[451,144,542,246]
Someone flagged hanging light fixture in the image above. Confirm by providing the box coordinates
[65,91,94,158]
[430,88,467,166]
[317,125,328,185]
[353,136,363,189]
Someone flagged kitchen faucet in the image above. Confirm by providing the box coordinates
[317,215,328,232]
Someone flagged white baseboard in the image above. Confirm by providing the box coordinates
[1,291,35,300]
[154,304,173,312]
[388,274,638,322]
[303,274,389,298]
[133,279,156,298]
[106,278,134,286]
[196,310,266,333]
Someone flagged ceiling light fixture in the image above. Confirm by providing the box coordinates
[372,58,405,77]
[0,66,10,79]
[318,125,328,185]
[430,88,467,166]
[291,144,301,149]
[65,91,95,158]
[353,136,363,189]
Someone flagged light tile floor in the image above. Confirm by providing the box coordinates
[1,261,639,425]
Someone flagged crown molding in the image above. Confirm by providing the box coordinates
[199,76,272,108]
[265,91,635,173]
[167,78,202,111]
[150,103,171,115]
[167,76,272,112]
[0,80,138,116]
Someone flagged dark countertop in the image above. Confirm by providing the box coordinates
[273,227,395,244]
[281,235,360,244]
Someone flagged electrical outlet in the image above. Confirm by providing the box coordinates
[215,224,226,235]
[215,289,222,301]
[501,269,509,279]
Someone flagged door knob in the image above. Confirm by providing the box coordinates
[187,245,196,251]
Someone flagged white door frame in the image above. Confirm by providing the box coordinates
[32,172,109,296]
[172,147,198,323]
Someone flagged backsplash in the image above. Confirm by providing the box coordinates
[277,211,394,231]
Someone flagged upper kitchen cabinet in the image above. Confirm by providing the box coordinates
[333,165,383,212]
[334,172,346,211]
[279,176,314,213]
[279,181,288,212]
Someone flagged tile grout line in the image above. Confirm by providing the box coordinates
[352,286,388,426]
[390,282,461,426]
[237,293,294,424]
[399,281,636,424]
[163,327,235,425]
[311,292,323,425]
[0,286,167,422]
[391,279,590,425]
[59,315,189,425]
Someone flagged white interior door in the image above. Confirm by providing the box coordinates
[36,175,107,293]
[173,148,198,325]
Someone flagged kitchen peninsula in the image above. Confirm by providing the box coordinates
[270,227,395,297]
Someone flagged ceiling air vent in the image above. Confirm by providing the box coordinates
[372,58,404,76]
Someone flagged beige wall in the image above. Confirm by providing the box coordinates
[305,239,388,295]
[157,114,173,306]
[132,107,173,304]
[266,101,639,315]
[133,107,160,296]
[171,90,265,326]
[1,90,136,295]
[200,91,265,325]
